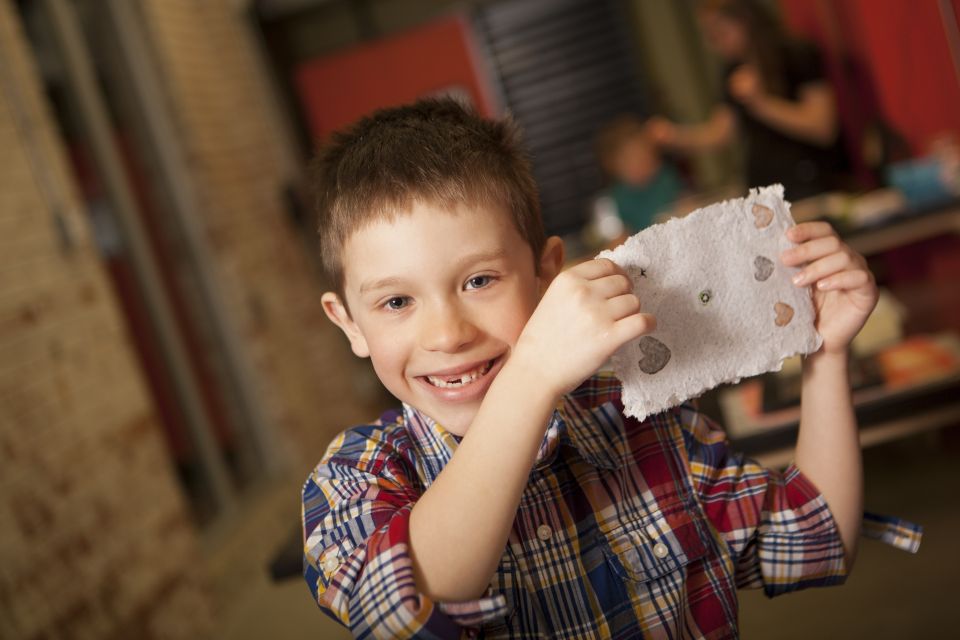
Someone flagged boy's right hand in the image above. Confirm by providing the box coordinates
[512,258,655,397]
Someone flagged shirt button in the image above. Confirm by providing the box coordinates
[653,543,669,559]
[322,554,340,574]
[536,524,553,541]
[645,524,659,538]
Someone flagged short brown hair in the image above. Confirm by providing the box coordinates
[310,98,544,294]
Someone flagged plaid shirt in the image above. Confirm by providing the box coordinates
[302,373,921,639]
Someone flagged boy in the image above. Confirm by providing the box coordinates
[302,99,918,638]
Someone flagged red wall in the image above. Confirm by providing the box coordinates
[295,16,496,144]
[781,0,960,156]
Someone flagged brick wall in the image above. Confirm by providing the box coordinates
[0,2,213,638]
[139,0,379,475]
[1,0,388,632]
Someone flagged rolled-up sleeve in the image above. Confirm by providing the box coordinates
[674,404,847,597]
[302,427,510,638]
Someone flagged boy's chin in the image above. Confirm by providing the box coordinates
[428,406,477,438]
[406,393,484,437]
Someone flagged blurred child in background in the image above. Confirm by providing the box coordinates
[593,114,682,243]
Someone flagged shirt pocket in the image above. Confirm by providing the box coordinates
[599,500,710,583]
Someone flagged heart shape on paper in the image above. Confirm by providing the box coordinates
[754,255,774,281]
[774,301,794,326]
[752,203,774,229]
[637,336,671,374]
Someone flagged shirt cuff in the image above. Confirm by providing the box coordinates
[313,505,511,637]
[437,590,511,628]
[756,464,849,596]
[784,464,924,553]
[862,510,923,553]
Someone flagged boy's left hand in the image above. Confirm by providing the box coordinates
[781,221,878,356]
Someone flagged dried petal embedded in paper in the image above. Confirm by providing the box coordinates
[774,302,795,327]
[752,203,774,228]
[754,256,775,281]
[637,337,671,374]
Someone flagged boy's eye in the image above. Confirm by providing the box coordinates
[384,296,409,310]
[465,275,494,290]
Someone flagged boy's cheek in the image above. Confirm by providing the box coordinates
[509,303,542,345]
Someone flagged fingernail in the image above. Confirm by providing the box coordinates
[792,272,804,285]
[817,280,829,290]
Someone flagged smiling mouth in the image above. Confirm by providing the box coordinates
[423,359,496,388]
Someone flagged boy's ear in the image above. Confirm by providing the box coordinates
[321,292,370,358]
[537,236,565,294]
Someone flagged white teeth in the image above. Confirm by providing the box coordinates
[426,360,493,388]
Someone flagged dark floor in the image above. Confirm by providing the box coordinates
[216,425,960,639]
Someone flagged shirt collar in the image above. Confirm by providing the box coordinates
[401,393,620,484]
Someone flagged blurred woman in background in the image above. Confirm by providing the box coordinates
[648,0,849,200]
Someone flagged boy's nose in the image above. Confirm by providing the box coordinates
[420,302,478,353]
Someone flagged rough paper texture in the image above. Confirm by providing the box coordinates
[597,184,822,420]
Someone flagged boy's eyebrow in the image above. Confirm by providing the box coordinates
[359,276,407,295]
[456,248,508,267]
[357,249,509,295]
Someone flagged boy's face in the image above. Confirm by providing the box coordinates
[322,201,563,436]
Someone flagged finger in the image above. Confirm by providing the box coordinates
[572,258,623,280]
[786,221,835,243]
[606,293,641,320]
[610,312,657,344]
[591,273,633,299]
[815,267,872,292]
[781,234,842,267]
[793,250,852,287]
